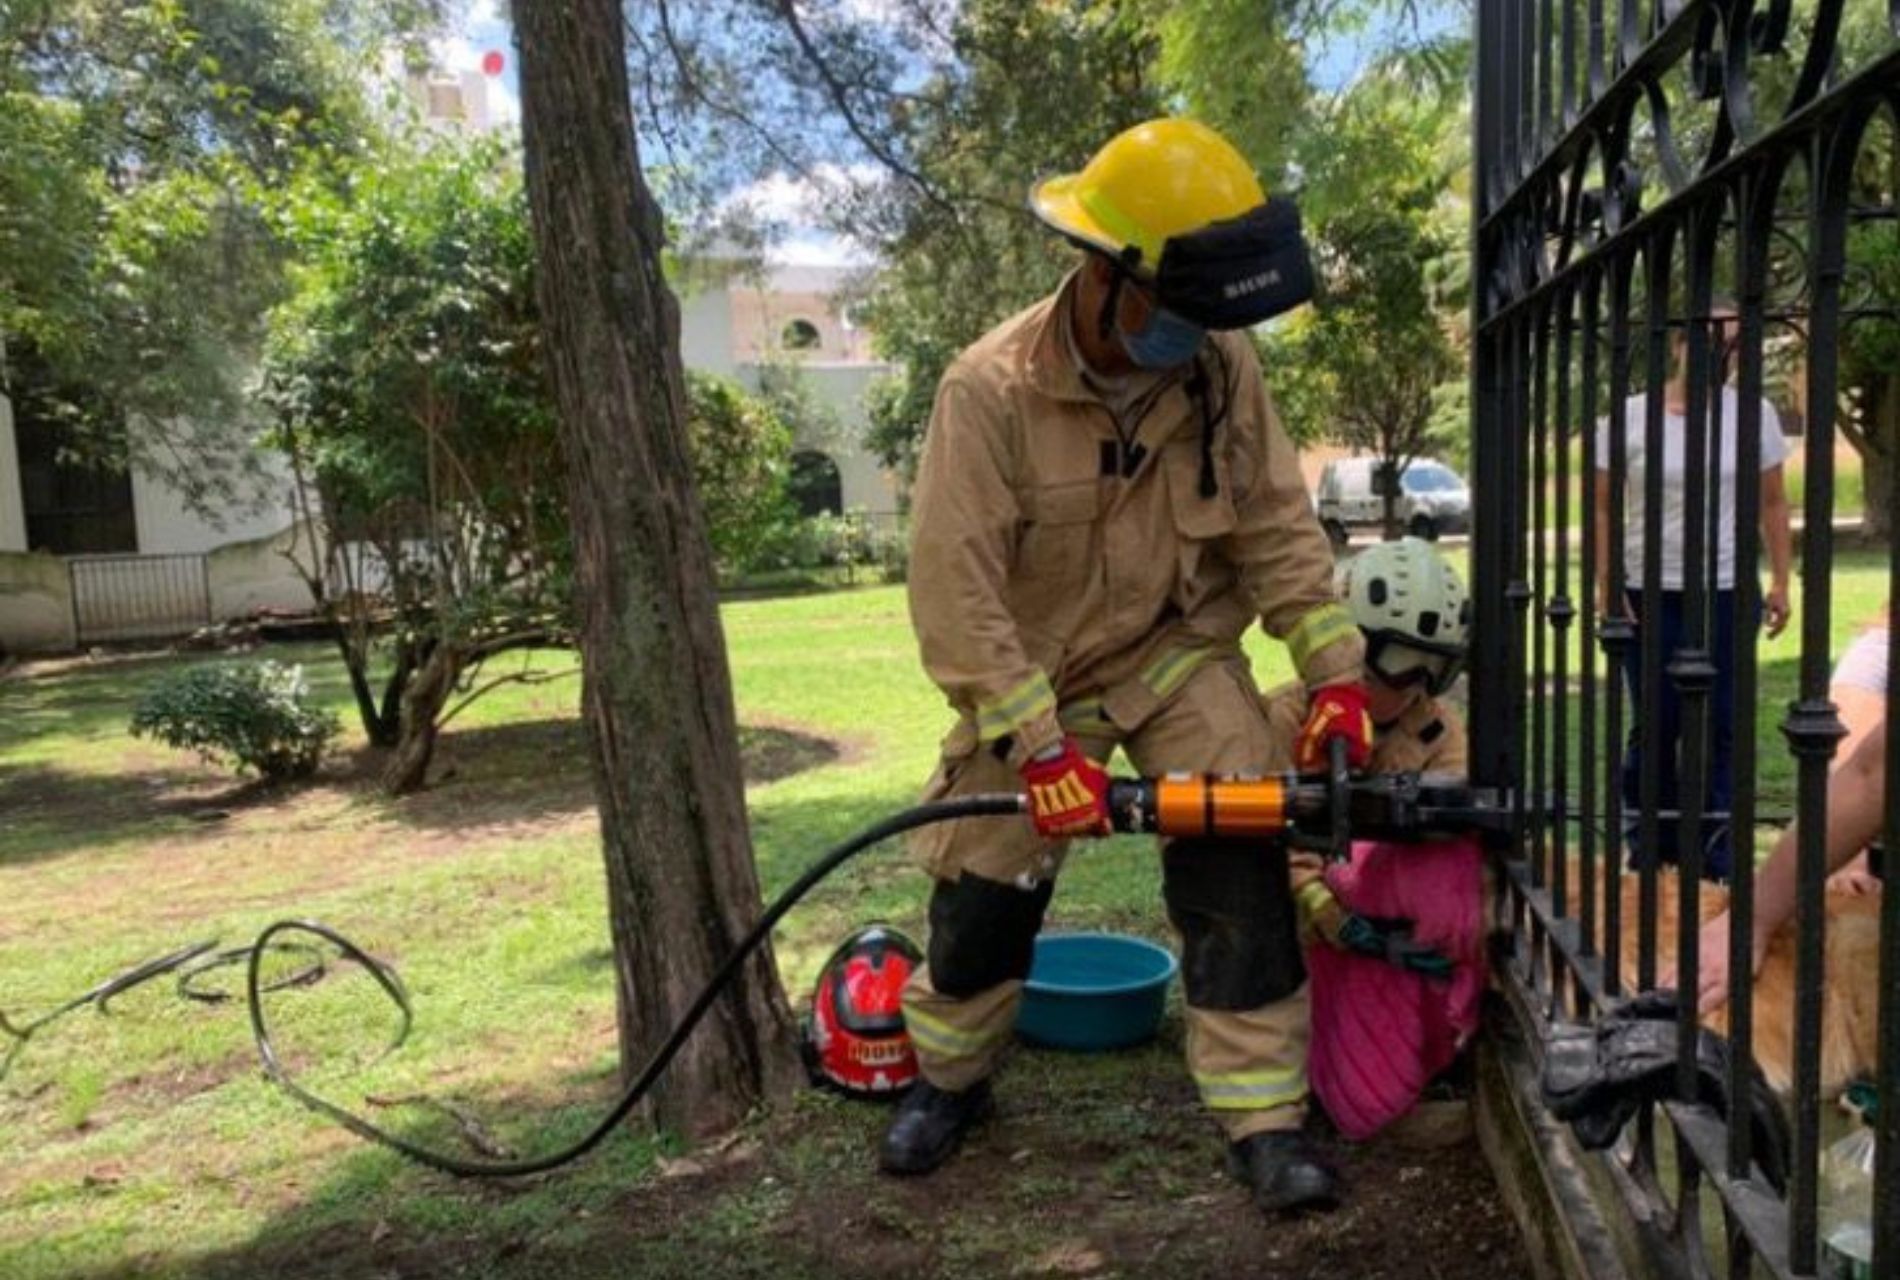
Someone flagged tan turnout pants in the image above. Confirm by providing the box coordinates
[903,657,1309,1141]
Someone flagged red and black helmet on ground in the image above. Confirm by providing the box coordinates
[804,924,922,1098]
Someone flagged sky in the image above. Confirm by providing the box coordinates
[435,0,1466,268]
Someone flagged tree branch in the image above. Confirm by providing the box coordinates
[767,0,956,217]
[436,665,581,731]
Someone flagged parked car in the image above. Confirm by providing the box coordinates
[1314,456,1471,547]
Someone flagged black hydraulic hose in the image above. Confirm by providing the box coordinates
[246,792,1026,1178]
[1,940,219,1055]
[1,940,340,1083]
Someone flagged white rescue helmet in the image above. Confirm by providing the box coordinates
[1335,537,1472,695]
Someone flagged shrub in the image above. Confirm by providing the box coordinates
[131,661,341,782]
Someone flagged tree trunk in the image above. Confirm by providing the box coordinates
[513,0,802,1137]
[381,640,463,795]
[1860,375,1897,545]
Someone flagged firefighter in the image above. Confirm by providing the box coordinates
[1265,537,1472,959]
[884,118,1373,1214]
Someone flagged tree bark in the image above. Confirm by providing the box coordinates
[381,640,462,794]
[512,0,802,1137]
[1860,375,1896,545]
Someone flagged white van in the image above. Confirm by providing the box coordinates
[1314,456,1471,547]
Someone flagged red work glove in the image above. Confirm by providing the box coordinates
[1294,682,1374,771]
[1020,737,1112,840]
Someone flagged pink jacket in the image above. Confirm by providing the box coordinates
[1305,837,1487,1140]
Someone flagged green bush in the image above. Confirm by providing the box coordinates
[130,661,340,782]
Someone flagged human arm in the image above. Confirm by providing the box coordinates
[1759,463,1793,638]
[1593,467,1622,619]
[1688,717,1887,1012]
[906,372,1062,765]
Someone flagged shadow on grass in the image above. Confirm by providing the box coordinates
[379,719,842,834]
[0,760,295,868]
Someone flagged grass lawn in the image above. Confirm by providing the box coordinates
[1,588,1526,1280]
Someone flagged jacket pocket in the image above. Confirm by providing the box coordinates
[1013,480,1101,594]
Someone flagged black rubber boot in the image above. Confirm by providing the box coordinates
[878,1080,993,1175]
[1226,1130,1340,1214]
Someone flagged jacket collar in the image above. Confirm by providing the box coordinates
[1023,271,1097,404]
[1024,270,1196,411]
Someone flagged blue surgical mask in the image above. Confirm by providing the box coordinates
[1118,304,1206,369]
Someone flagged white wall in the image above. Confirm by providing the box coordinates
[678,282,738,378]
[0,389,24,552]
[130,456,299,555]
[753,362,901,515]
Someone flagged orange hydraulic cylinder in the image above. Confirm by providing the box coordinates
[1150,776,1290,839]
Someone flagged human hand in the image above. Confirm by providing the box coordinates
[1764,581,1792,638]
[1828,855,1881,897]
[1295,682,1373,771]
[1019,737,1111,840]
[1663,911,1768,1015]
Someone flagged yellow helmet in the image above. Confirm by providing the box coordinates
[1031,119,1267,270]
[1031,118,1314,331]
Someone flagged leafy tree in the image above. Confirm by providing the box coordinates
[684,370,798,573]
[0,0,437,502]
[853,0,1167,476]
[1261,61,1466,538]
[264,135,570,794]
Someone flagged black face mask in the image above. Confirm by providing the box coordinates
[1154,197,1316,330]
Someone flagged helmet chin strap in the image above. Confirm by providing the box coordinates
[1095,245,1145,343]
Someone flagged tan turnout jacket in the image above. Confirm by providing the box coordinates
[908,275,1361,765]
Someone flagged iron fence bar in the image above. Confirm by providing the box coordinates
[1511,312,1536,882]
[1637,228,1673,994]
[1535,308,1565,1018]
[1672,206,1719,1104]
[1778,122,1855,1277]
[1578,269,1601,974]
[1723,168,1775,1195]
[1552,287,1576,966]
[1602,250,1637,1000]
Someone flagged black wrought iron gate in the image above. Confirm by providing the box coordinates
[1469,0,1900,1273]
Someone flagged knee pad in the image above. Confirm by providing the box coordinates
[926,872,1055,998]
[1163,839,1304,1010]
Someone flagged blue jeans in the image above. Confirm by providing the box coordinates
[1618,589,1750,882]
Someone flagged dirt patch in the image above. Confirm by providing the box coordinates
[165,1047,1528,1280]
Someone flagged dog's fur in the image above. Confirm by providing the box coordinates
[1555,862,1882,1096]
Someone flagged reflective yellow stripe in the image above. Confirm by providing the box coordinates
[976,671,1057,741]
[1193,1067,1309,1110]
[1285,604,1358,674]
[1294,879,1334,916]
[1058,697,1114,739]
[1140,644,1214,701]
[903,1005,999,1060]
[1294,879,1335,936]
[1076,186,1160,264]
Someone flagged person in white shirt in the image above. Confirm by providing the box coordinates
[1593,302,1795,881]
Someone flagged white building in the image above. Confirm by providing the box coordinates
[0,387,315,652]
[677,262,902,521]
[0,256,902,653]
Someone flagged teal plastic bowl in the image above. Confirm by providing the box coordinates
[1016,933,1178,1052]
